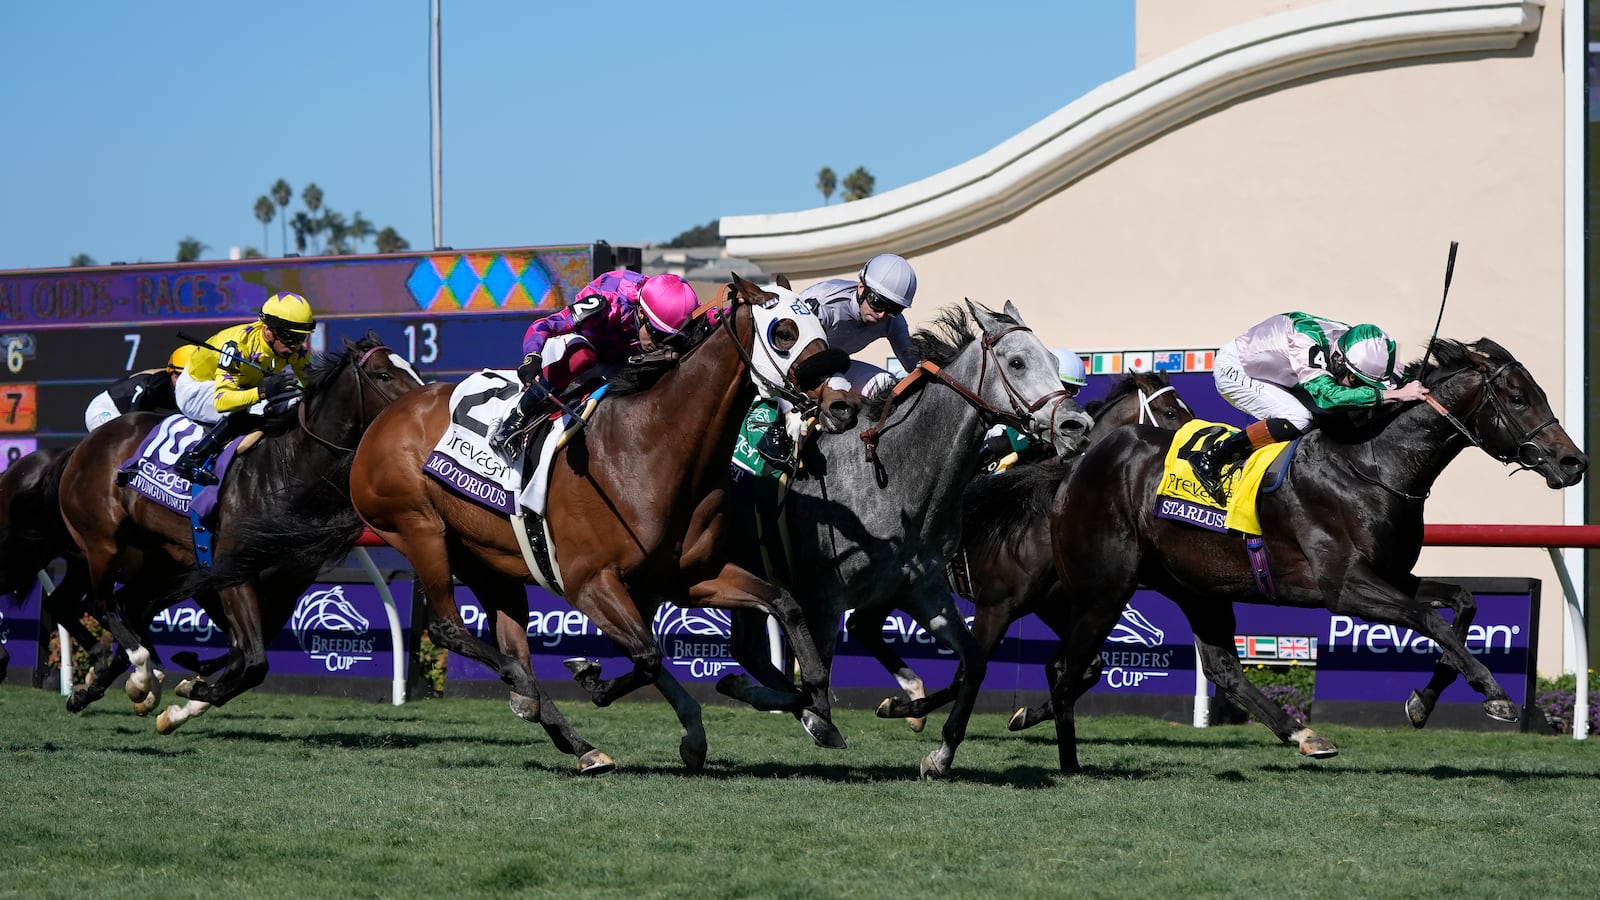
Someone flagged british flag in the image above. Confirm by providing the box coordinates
[1278,636,1311,659]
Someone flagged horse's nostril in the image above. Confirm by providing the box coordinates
[1564,455,1588,473]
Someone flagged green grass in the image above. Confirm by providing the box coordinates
[1,684,1596,899]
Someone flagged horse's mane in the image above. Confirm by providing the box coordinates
[250,332,387,437]
[1312,338,1502,444]
[605,307,722,396]
[962,457,1073,560]
[861,304,1004,421]
[1084,371,1170,419]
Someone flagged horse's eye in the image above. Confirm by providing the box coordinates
[1509,392,1527,407]
[377,372,392,381]
[1009,357,1024,371]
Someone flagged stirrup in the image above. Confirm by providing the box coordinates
[489,413,526,452]
[177,459,217,486]
[755,424,796,475]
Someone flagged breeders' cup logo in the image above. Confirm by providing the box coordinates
[1101,602,1172,689]
[653,604,739,679]
[290,586,375,672]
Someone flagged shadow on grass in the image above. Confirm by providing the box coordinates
[1259,762,1600,783]
[193,728,536,751]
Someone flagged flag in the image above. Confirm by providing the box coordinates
[1246,635,1277,658]
[1091,352,1122,375]
[1185,349,1215,372]
[1233,635,1247,657]
[1124,351,1153,372]
[1278,636,1310,659]
[1152,351,1184,372]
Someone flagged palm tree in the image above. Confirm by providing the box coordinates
[176,236,208,263]
[321,210,350,255]
[301,183,324,252]
[290,211,314,254]
[240,247,264,259]
[270,178,293,256]
[842,166,876,202]
[253,196,275,255]
[374,227,410,254]
[348,211,376,252]
[68,253,95,267]
[816,167,837,205]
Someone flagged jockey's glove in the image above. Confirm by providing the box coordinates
[517,352,543,386]
[259,372,300,398]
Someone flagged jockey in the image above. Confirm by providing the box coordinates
[83,345,192,432]
[1191,312,1431,505]
[978,348,1086,472]
[489,270,701,453]
[172,292,316,486]
[797,253,920,397]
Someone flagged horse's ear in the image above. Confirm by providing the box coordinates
[1002,300,1028,326]
[965,297,1000,332]
[774,273,792,290]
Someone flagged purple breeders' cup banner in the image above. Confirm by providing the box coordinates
[147,582,409,679]
[447,586,751,684]
[1,581,44,674]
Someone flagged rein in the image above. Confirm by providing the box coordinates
[860,324,1071,463]
[715,298,815,412]
[1423,361,1559,471]
[296,344,398,453]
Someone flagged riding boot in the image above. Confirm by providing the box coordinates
[754,420,797,475]
[1189,428,1254,506]
[489,386,555,455]
[173,416,240,487]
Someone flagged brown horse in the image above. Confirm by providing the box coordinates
[56,334,424,730]
[349,274,858,774]
[1042,338,1587,773]
[876,370,1194,731]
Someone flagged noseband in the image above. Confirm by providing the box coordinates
[1134,383,1188,425]
[714,298,821,416]
[1425,360,1560,472]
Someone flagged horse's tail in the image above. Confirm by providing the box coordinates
[176,456,366,601]
[961,457,1074,560]
[0,449,74,606]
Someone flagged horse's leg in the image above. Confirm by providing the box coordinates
[1175,593,1337,758]
[849,608,929,733]
[1333,562,1516,722]
[888,578,988,779]
[685,562,844,750]
[879,594,1019,724]
[722,606,851,752]
[178,584,272,708]
[1401,578,1477,728]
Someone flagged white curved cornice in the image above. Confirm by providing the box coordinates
[721,0,1543,274]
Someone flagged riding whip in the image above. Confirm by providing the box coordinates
[1415,240,1458,383]
[177,330,271,375]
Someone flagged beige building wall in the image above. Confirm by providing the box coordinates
[765,0,1579,675]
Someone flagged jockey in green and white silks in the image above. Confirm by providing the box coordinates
[1191,311,1430,505]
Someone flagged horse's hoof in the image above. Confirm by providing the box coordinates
[132,690,161,717]
[576,749,616,776]
[175,678,199,700]
[799,709,847,750]
[1007,707,1030,732]
[715,673,752,699]
[679,737,707,773]
[1292,728,1339,759]
[156,708,182,735]
[908,716,927,734]
[66,689,92,714]
[1484,699,1520,723]
[1404,690,1432,729]
[919,751,950,780]
[563,657,600,681]
[508,692,540,722]
[875,697,897,718]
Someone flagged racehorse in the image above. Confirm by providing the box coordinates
[1042,338,1587,773]
[348,274,858,774]
[720,301,1095,778]
[56,333,424,731]
[874,370,1194,732]
[0,447,102,685]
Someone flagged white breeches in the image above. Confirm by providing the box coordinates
[84,392,119,431]
[1213,342,1313,430]
[175,372,222,423]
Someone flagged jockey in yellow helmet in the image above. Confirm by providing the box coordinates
[172,292,317,485]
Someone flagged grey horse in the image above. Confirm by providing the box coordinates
[718,299,1093,778]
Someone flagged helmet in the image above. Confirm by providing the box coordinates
[167,344,196,375]
[260,292,317,337]
[1337,323,1398,389]
[1053,349,1087,387]
[638,274,700,336]
[859,253,917,309]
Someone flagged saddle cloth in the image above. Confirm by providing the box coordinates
[1153,420,1290,536]
[116,414,242,518]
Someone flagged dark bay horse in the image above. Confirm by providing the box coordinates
[876,370,1194,732]
[0,447,99,685]
[56,334,424,731]
[720,301,1094,778]
[1043,338,1587,773]
[348,274,858,774]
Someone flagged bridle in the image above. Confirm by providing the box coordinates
[1423,359,1560,472]
[1132,382,1189,426]
[713,296,821,415]
[297,344,405,453]
[861,323,1073,463]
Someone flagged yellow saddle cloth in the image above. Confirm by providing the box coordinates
[1156,420,1291,536]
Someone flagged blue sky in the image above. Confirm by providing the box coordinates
[1,2,1133,270]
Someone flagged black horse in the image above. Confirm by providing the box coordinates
[1041,338,1587,773]
[57,333,424,731]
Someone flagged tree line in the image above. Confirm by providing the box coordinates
[67,180,410,266]
[661,166,877,248]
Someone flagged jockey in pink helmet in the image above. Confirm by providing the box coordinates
[489,270,701,452]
